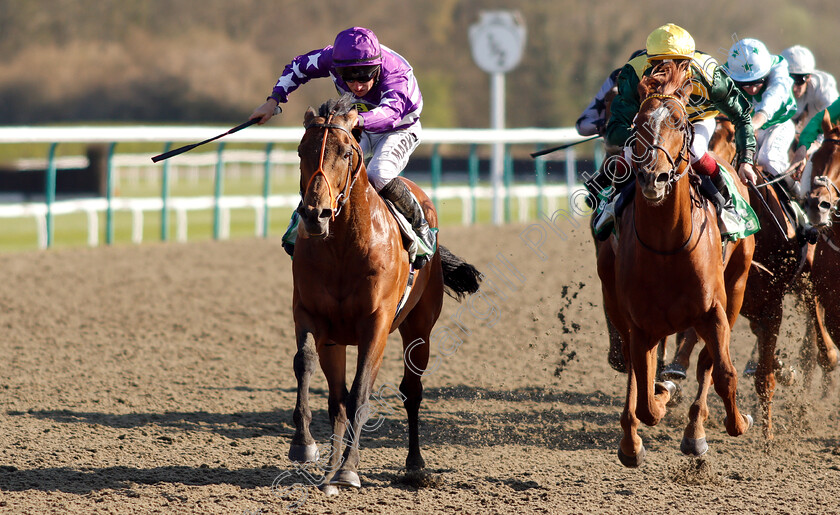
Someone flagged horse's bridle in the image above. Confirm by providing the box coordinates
[632,93,692,193]
[631,92,697,255]
[302,114,363,220]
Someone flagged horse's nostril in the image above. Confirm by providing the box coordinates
[820,201,832,211]
[655,172,670,184]
[319,208,333,220]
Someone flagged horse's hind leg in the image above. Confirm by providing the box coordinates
[662,330,698,381]
[399,313,437,472]
[289,330,320,463]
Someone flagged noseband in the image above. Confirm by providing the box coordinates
[632,93,692,193]
[303,114,363,219]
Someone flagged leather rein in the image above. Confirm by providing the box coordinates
[303,114,363,220]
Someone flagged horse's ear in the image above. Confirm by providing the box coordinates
[345,108,358,129]
[822,107,833,134]
[304,107,317,127]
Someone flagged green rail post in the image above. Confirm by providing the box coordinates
[593,138,605,173]
[45,142,58,248]
[213,142,226,240]
[262,142,274,238]
[430,143,441,209]
[105,142,117,245]
[565,148,576,205]
[504,144,513,223]
[468,144,478,224]
[535,143,545,216]
[160,142,172,241]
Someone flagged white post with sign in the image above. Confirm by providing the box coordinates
[469,11,526,225]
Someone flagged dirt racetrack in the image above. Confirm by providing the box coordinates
[0,219,838,514]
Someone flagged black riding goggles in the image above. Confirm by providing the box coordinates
[735,77,767,88]
[791,73,810,86]
[337,65,380,83]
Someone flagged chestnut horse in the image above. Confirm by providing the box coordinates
[663,116,837,437]
[805,117,840,378]
[597,61,753,467]
[289,95,481,491]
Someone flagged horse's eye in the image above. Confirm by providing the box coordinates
[344,149,352,159]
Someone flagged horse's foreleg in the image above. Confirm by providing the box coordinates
[317,344,349,485]
[289,330,319,463]
[798,317,819,389]
[695,306,752,437]
[682,347,712,456]
[809,296,838,373]
[605,309,626,373]
[332,319,391,488]
[630,331,673,427]
[752,305,783,440]
[618,349,644,467]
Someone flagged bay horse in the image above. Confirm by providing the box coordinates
[289,95,481,491]
[597,60,753,467]
[804,116,840,380]
[662,115,837,437]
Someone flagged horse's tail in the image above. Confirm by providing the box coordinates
[438,245,481,301]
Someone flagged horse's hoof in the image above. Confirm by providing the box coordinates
[660,362,687,381]
[744,414,754,431]
[742,360,758,378]
[775,365,797,386]
[288,443,319,463]
[330,469,361,488]
[659,380,678,398]
[319,484,340,497]
[617,444,646,468]
[680,436,709,456]
[723,414,753,434]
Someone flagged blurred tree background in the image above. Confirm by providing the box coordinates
[0,0,836,129]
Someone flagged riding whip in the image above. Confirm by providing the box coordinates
[530,135,600,158]
[151,118,260,163]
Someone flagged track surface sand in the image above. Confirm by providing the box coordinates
[0,221,838,514]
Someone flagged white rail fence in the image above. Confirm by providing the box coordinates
[0,126,589,249]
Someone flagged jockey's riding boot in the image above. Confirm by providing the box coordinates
[593,196,617,241]
[792,201,820,244]
[781,175,819,244]
[281,202,302,257]
[700,172,741,238]
[379,178,437,268]
[593,182,634,241]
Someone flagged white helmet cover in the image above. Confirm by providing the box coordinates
[781,45,816,75]
[726,38,773,82]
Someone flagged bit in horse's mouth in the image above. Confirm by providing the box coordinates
[642,189,666,205]
[306,230,328,239]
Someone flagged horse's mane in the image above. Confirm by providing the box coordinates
[638,60,689,99]
[317,93,357,118]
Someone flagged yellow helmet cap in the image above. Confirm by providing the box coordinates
[646,23,695,60]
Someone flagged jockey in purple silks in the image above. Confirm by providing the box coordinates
[250,26,436,268]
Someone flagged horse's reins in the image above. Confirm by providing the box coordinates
[303,114,363,219]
